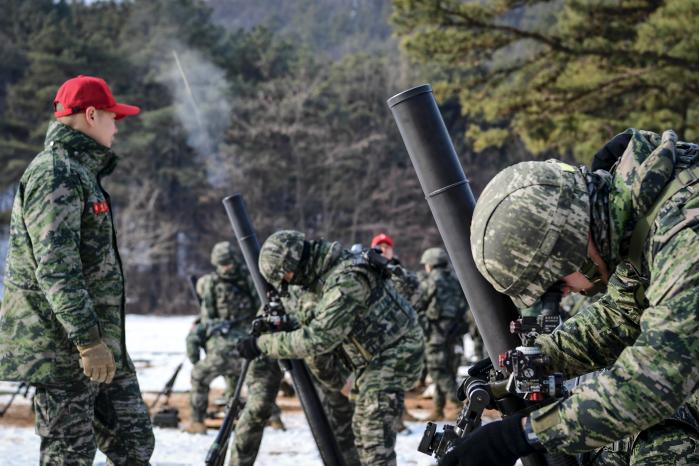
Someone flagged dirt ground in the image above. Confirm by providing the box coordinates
[0,397,34,428]
[0,385,487,431]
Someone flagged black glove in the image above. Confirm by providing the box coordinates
[236,337,261,360]
[439,413,535,466]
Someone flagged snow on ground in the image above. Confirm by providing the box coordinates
[0,412,442,466]
[0,315,450,465]
[124,314,227,393]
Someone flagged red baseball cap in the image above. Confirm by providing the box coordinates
[371,233,394,248]
[53,75,140,120]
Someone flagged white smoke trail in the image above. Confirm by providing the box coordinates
[160,45,232,188]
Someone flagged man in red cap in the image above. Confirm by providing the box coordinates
[369,232,418,298]
[369,233,423,427]
[370,233,395,260]
[0,75,154,464]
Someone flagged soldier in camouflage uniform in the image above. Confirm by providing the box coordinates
[370,233,421,426]
[412,247,468,421]
[184,241,259,434]
[0,76,154,465]
[370,233,420,299]
[236,230,424,466]
[285,287,361,466]
[442,129,699,466]
[229,279,358,466]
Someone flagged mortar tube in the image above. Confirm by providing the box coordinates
[387,84,520,365]
[223,194,345,466]
[388,85,548,466]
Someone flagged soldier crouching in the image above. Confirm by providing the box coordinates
[184,241,260,434]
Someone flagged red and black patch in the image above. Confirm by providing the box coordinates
[92,201,109,215]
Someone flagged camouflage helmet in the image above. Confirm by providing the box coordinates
[259,230,306,290]
[211,241,236,266]
[420,247,448,267]
[470,160,590,308]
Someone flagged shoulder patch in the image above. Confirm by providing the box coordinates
[557,162,576,173]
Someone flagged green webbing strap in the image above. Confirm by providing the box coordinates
[628,166,699,271]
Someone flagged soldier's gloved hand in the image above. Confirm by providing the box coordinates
[439,413,535,466]
[77,340,116,384]
[237,337,261,360]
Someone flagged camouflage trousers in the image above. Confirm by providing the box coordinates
[352,387,403,466]
[230,353,359,466]
[581,421,699,465]
[190,347,243,422]
[425,341,460,410]
[229,356,284,466]
[309,351,360,466]
[33,372,154,466]
[351,334,423,466]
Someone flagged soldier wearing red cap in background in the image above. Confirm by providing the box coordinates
[370,233,419,300]
[0,76,154,464]
[369,233,423,427]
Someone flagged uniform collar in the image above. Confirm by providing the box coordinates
[44,121,118,177]
[297,240,343,292]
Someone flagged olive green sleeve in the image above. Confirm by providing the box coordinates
[532,227,699,453]
[536,262,645,378]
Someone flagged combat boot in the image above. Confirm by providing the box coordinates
[183,420,207,434]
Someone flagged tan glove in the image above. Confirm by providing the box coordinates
[77,340,116,384]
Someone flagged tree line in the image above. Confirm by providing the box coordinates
[1,0,695,313]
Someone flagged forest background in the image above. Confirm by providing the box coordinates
[1,0,697,313]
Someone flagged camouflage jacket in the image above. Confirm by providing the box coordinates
[257,241,424,391]
[559,292,595,320]
[282,285,314,326]
[196,268,258,351]
[387,257,420,300]
[412,266,469,344]
[531,129,699,453]
[0,122,131,383]
[282,286,351,391]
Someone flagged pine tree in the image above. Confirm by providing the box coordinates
[392,0,699,161]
